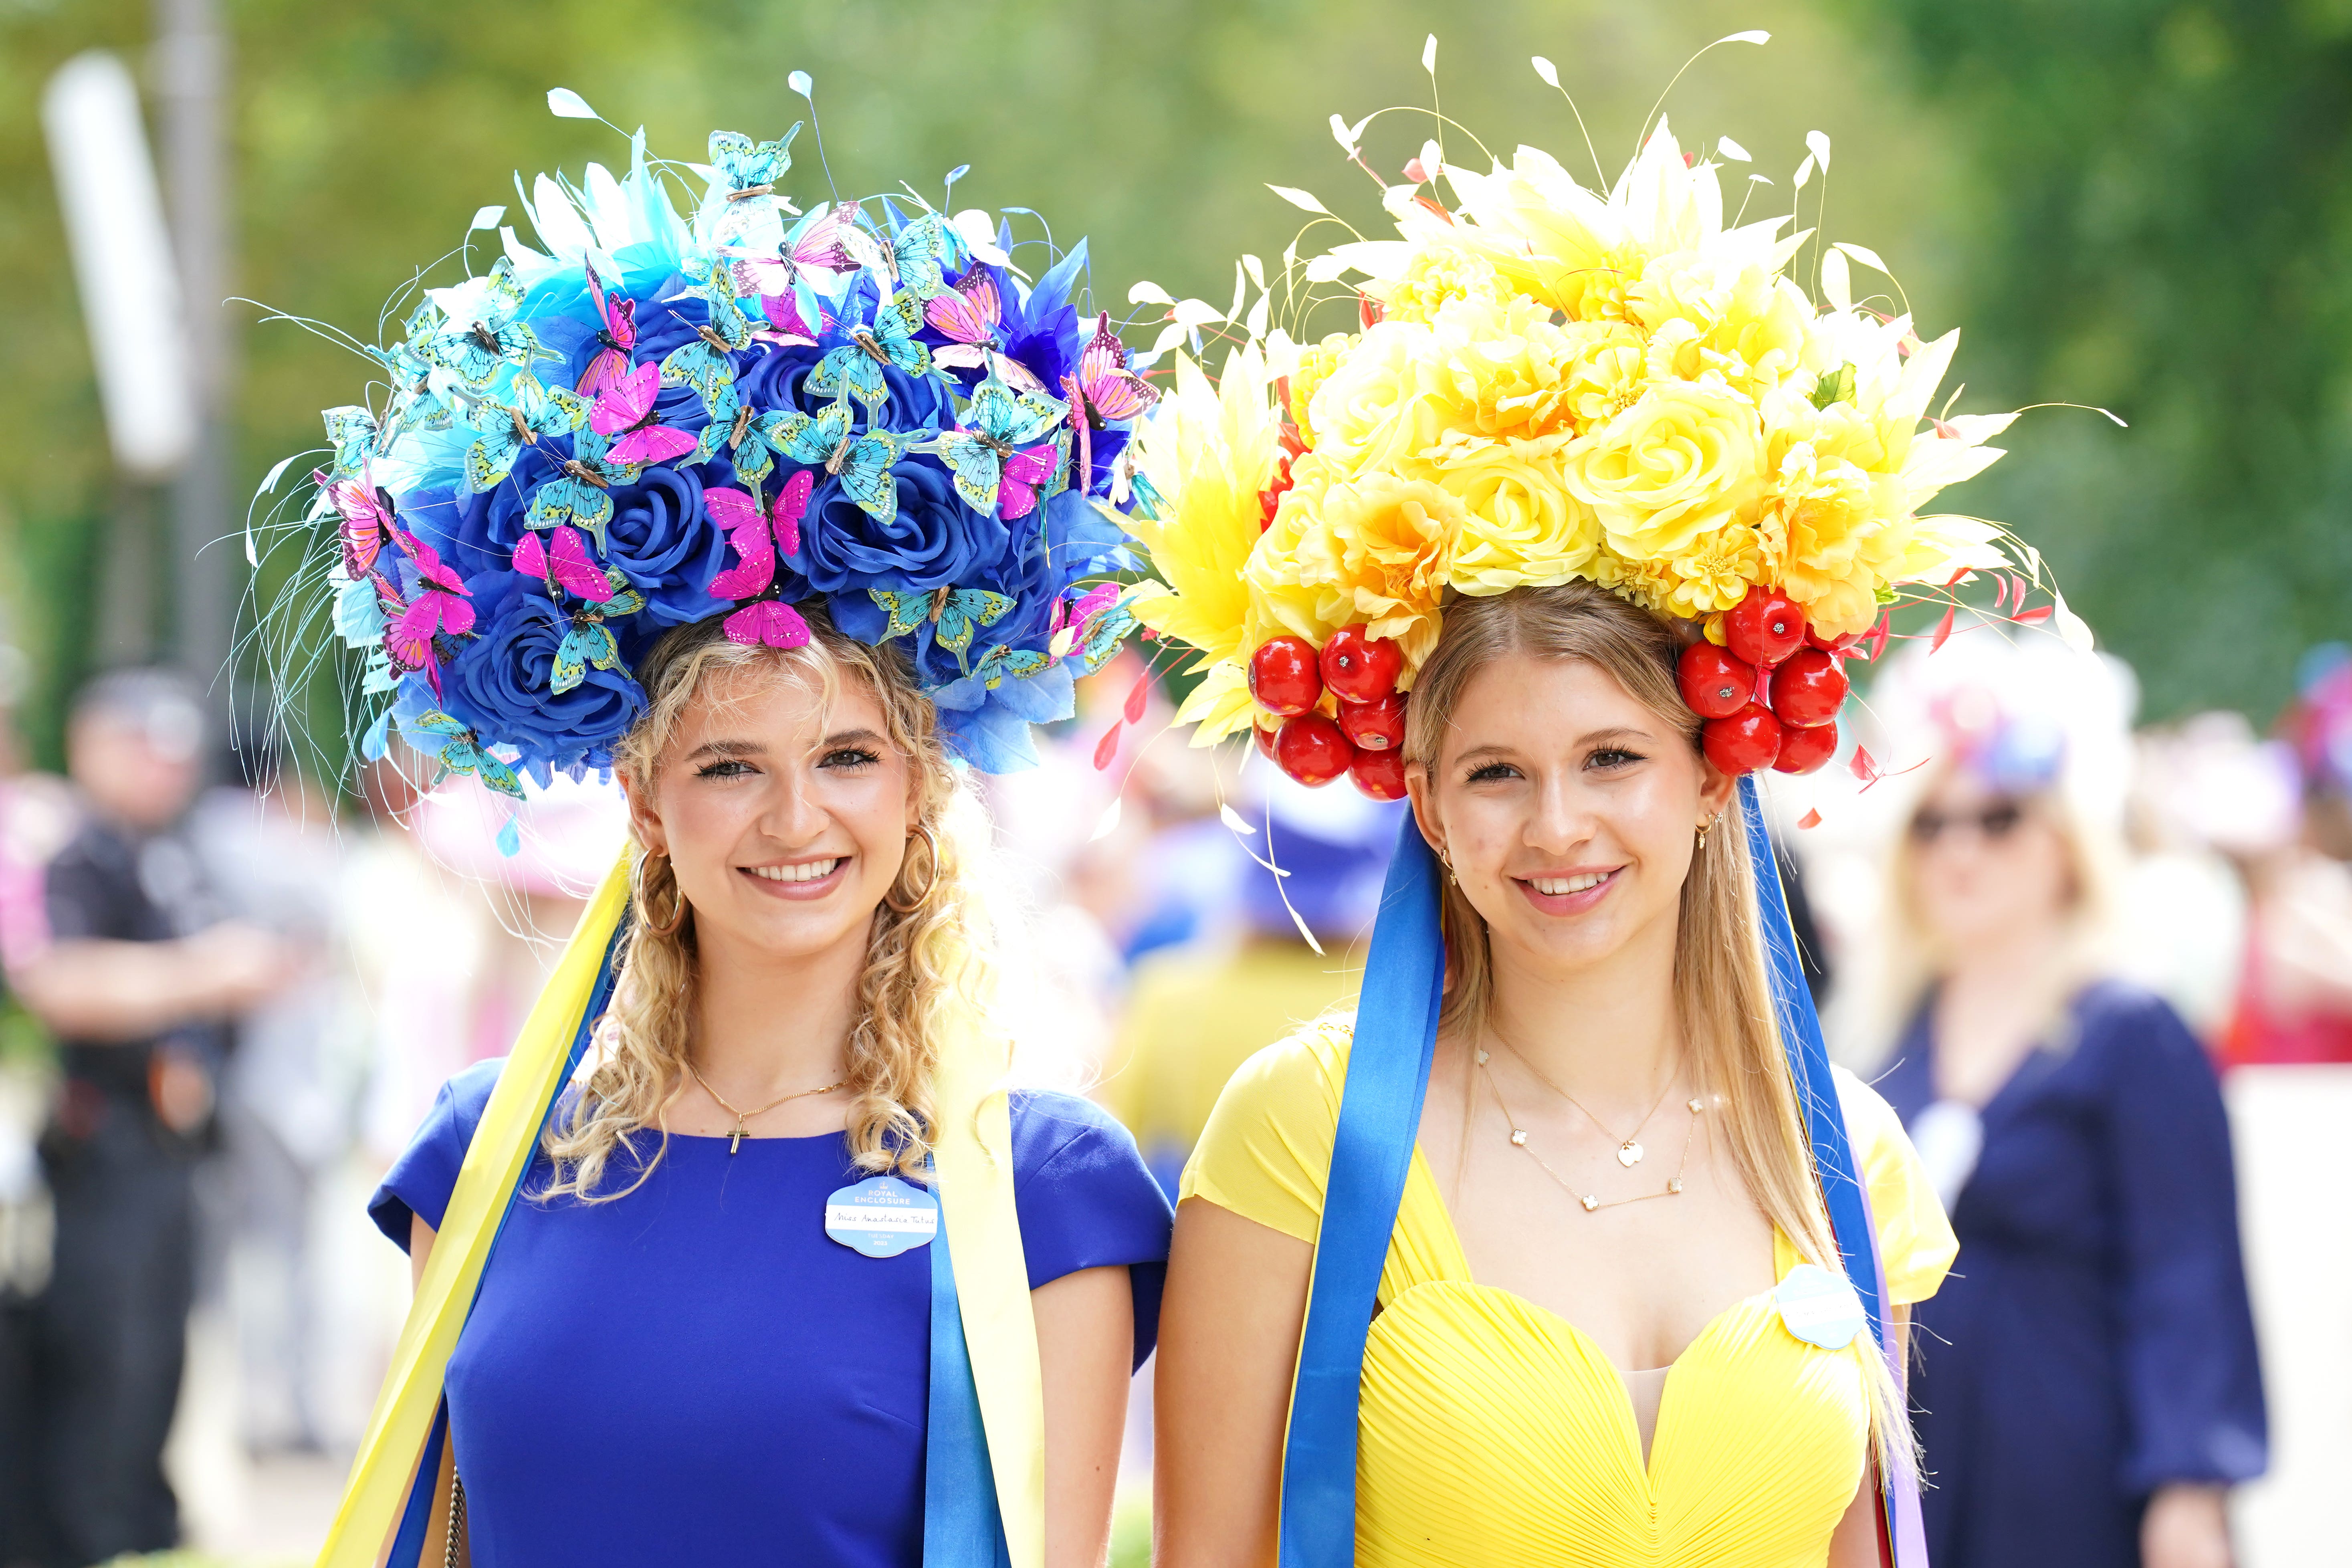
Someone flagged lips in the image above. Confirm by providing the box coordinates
[738,856,850,899]
[1512,866,1622,916]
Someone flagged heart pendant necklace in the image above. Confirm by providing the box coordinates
[1481,1047,1708,1213]
[1488,1033,1680,1167]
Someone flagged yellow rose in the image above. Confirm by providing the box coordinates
[1301,320,1453,476]
[1384,240,1512,325]
[1429,432,1602,594]
[1561,379,1765,562]
[1248,456,1461,665]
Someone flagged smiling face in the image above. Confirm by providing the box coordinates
[623,658,917,966]
[1406,652,1735,981]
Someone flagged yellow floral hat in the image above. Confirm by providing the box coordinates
[1122,85,2083,797]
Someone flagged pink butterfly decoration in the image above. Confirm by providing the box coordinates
[732,201,865,297]
[577,262,639,399]
[723,599,813,651]
[925,270,1001,346]
[513,525,611,602]
[996,443,1061,522]
[705,469,813,601]
[590,361,699,466]
[753,289,820,347]
[1072,313,1159,424]
[317,468,396,577]
[1052,583,1120,640]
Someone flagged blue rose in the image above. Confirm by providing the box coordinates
[736,338,954,437]
[438,579,646,777]
[799,454,1007,598]
[600,463,732,627]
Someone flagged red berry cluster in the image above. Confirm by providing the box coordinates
[1677,586,1853,777]
[1247,626,1409,801]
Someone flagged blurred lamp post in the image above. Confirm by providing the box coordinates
[40,10,234,715]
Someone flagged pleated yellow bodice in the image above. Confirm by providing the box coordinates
[1183,1026,1957,1568]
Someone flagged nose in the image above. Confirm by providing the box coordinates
[755,770,832,850]
[1523,769,1599,856]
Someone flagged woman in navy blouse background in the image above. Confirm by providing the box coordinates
[1871,696,2266,1568]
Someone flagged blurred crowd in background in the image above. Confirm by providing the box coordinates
[0,618,2341,1565]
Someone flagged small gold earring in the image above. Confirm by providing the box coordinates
[1696,819,1712,853]
[1437,849,1459,887]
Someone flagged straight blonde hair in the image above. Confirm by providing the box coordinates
[1401,581,1914,1469]
[539,604,992,1201]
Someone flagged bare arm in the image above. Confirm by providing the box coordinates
[1034,1264,1135,1568]
[1827,1307,1910,1568]
[1154,1196,1313,1568]
[13,923,293,1040]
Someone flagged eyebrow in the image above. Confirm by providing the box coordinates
[1452,724,1656,766]
[682,739,765,763]
[816,727,887,752]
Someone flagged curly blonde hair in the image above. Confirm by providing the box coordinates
[539,603,993,1201]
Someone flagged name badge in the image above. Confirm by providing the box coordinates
[1774,1263,1867,1350]
[824,1175,939,1258]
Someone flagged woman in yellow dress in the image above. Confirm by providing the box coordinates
[1116,63,2059,1566]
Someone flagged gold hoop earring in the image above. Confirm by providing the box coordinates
[636,849,688,937]
[1437,848,1459,887]
[1696,812,1722,853]
[884,823,941,916]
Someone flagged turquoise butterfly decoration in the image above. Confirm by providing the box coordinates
[1072,603,1139,677]
[367,338,453,437]
[709,127,798,196]
[320,406,381,481]
[761,396,854,468]
[972,643,1053,690]
[886,211,965,302]
[929,379,1069,515]
[525,462,617,549]
[409,712,525,799]
[828,428,913,523]
[870,586,1014,674]
[658,265,748,423]
[808,291,931,412]
[463,373,589,493]
[424,259,540,389]
[550,571,643,696]
[726,396,783,486]
[761,398,908,523]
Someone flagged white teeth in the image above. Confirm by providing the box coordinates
[1531,871,1611,896]
[749,858,842,884]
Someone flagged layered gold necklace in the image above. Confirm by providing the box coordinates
[1478,1039,1707,1213]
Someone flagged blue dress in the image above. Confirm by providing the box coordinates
[1876,981,2267,1568]
[370,1061,1173,1568]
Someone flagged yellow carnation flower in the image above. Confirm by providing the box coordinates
[1659,521,1769,618]
[1248,455,1461,666]
[1421,295,1586,442]
[1383,240,1511,325]
[1288,332,1355,437]
[1630,254,1817,401]
[1558,321,1649,429]
[1561,379,1766,563]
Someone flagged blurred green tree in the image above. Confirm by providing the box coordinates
[1846,0,2352,719]
[1,0,1958,772]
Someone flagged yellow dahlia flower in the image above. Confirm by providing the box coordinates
[1382,240,1512,325]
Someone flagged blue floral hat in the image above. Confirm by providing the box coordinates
[295,94,1154,803]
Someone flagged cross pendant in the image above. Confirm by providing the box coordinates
[729,1122,746,1155]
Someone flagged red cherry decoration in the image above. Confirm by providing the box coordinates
[1723,587,1807,669]
[1769,648,1849,730]
[1349,747,1408,801]
[1773,718,1839,775]
[1253,722,1279,762]
[1677,643,1758,720]
[1248,635,1323,717]
[1320,625,1405,704]
[1702,704,1783,776]
[1337,691,1407,751]
[1805,625,1861,655]
[1273,712,1355,787]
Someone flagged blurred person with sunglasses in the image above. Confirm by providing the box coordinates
[1864,634,2266,1568]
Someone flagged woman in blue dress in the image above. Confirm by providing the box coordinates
[371,609,1170,1567]
[1864,644,2266,1568]
[267,113,1178,1568]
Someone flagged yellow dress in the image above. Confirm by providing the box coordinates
[1181,1027,1958,1568]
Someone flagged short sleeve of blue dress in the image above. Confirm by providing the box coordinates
[368,1069,1171,1568]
